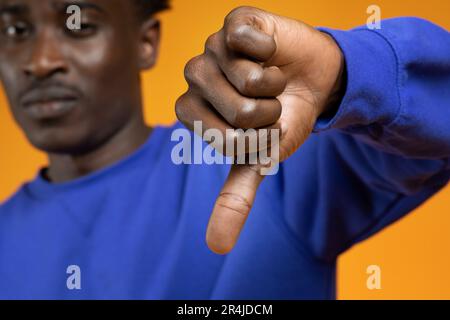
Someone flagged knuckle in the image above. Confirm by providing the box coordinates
[204,32,220,56]
[273,99,283,118]
[241,69,263,96]
[233,99,257,128]
[174,98,185,121]
[224,6,255,45]
[225,24,247,49]
[184,55,204,86]
[225,26,238,47]
[216,192,252,217]
[174,94,190,122]
[225,6,254,24]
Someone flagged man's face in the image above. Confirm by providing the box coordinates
[0,0,157,154]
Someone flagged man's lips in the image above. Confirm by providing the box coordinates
[20,86,80,120]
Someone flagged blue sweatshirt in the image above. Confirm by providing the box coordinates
[0,18,449,299]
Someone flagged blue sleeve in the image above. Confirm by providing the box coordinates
[281,17,450,262]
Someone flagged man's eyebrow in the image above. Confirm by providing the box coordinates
[56,1,106,14]
[0,3,28,15]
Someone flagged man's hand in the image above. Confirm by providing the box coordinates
[175,6,345,254]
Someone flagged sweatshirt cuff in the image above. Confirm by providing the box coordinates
[313,27,401,133]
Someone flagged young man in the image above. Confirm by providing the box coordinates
[0,0,448,299]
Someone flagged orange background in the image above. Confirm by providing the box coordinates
[1,0,449,299]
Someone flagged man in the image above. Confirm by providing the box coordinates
[0,0,448,299]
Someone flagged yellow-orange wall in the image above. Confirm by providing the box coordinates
[0,0,449,299]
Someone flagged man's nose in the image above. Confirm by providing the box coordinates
[23,30,68,79]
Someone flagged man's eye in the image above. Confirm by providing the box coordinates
[67,23,97,37]
[2,22,30,39]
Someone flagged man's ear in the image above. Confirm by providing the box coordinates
[138,18,161,70]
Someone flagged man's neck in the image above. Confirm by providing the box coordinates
[45,117,153,184]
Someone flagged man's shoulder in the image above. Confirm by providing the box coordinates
[0,184,32,215]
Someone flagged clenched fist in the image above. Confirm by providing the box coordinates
[176,6,345,254]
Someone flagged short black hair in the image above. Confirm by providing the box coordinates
[134,0,170,20]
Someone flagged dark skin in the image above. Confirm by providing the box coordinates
[176,6,345,254]
[0,0,160,183]
[1,1,345,255]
